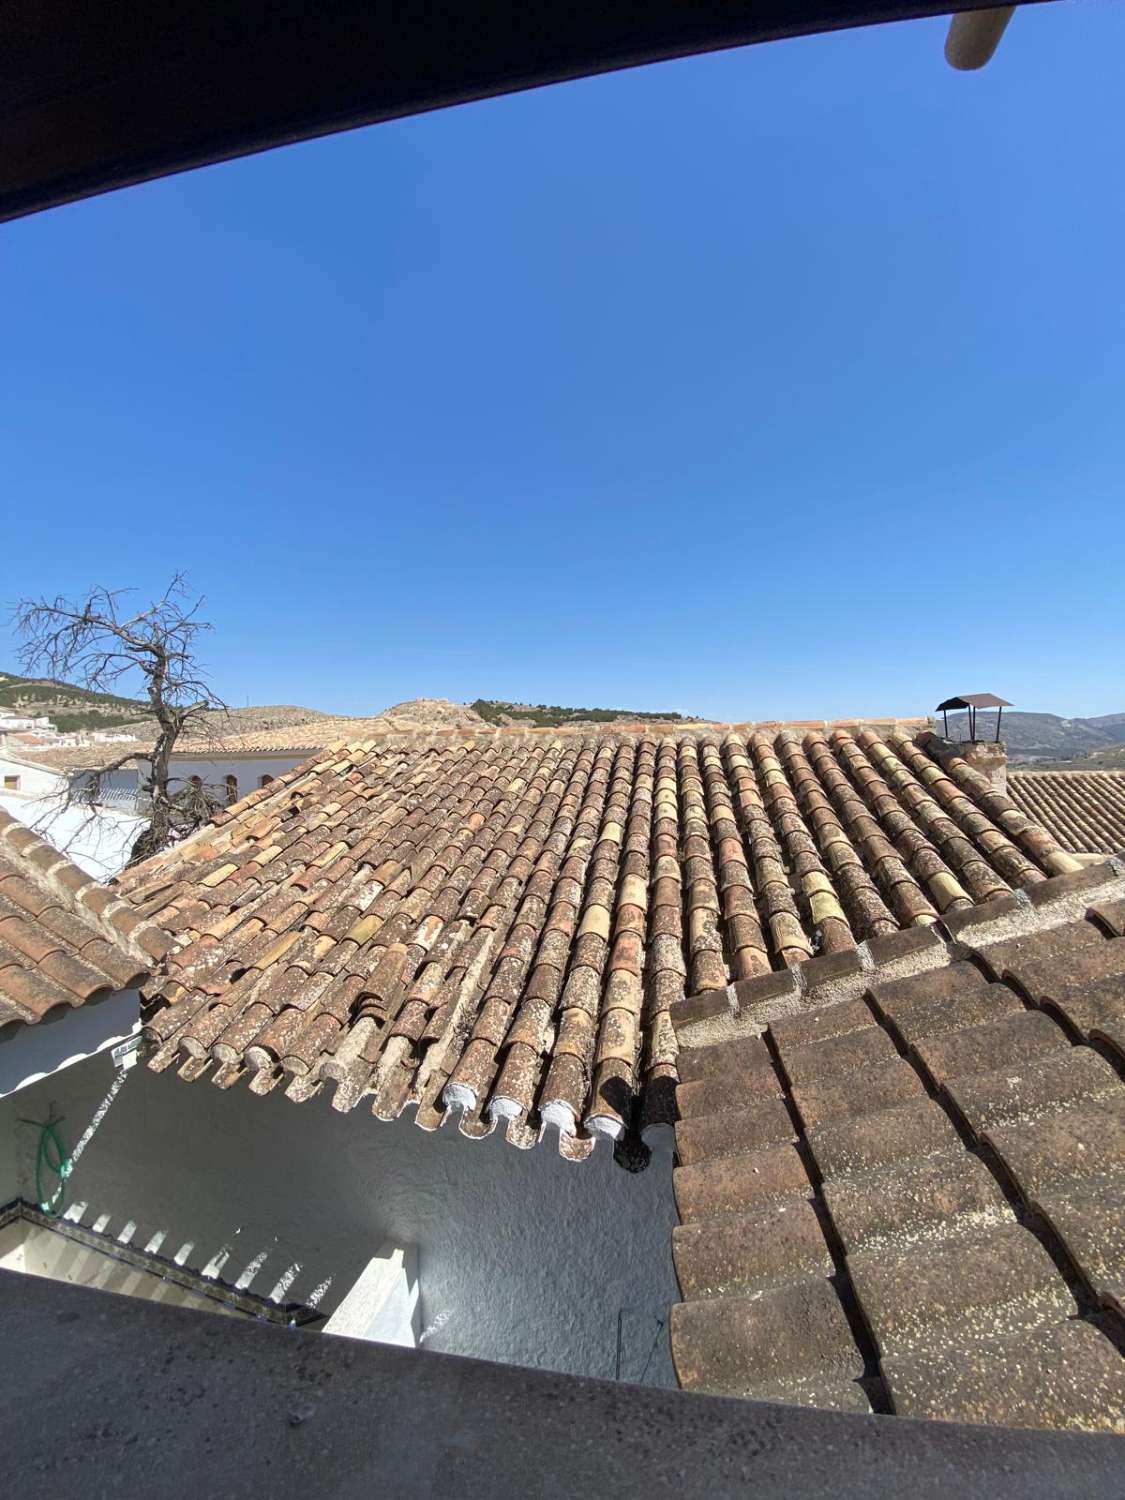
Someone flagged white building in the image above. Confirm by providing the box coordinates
[0,751,144,880]
[0,713,54,737]
[92,742,319,808]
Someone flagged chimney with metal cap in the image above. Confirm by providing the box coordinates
[933,693,1011,792]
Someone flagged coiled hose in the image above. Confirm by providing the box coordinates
[31,1117,70,1214]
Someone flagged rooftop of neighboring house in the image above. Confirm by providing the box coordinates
[114,719,1096,1163]
[0,808,168,1032]
[13,740,149,774]
[669,867,1125,1428]
[0,747,65,780]
[1009,769,1125,858]
[203,712,930,756]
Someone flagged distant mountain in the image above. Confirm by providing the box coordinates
[941,709,1125,764]
[1,669,331,740]
[1086,713,1125,741]
[0,670,148,732]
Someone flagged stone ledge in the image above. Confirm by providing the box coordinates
[1024,862,1124,908]
[941,893,1025,939]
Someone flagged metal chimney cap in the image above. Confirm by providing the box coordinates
[934,693,1012,712]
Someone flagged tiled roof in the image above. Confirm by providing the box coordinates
[1010,771,1125,857]
[16,740,149,773]
[171,714,928,757]
[117,724,1083,1157]
[171,720,395,755]
[0,808,170,1031]
[669,864,1125,1430]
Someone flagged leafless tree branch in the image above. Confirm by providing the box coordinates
[12,577,227,864]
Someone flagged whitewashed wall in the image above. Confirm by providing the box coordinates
[165,750,308,801]
[0,989,140,1100]
[0,755,144,880]
[0,1051,678,1385]
[97,751,309,805]
[0,753,62,800]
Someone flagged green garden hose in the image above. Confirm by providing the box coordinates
[30,1117,70,1215]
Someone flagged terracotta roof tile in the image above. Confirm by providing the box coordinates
[670,1276,867,1404]
[115,725,1091,1156]
[1009,770,1125,857]
[1038,975,1125,1064]
[792,1056,927,1128]
[673,1198,834,1300]
[673,1141,809,1223]
[0,807,159,1028]
[669,895,1125,1430]
[882,1321,1125,1430]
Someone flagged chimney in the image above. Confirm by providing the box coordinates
[958,737,1008,794]
[931,692,1012,793]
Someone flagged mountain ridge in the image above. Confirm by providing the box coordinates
[940,709,1125,763]
[5,668,1123,765]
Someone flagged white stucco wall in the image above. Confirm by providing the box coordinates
[0,1052,678,1385]
[97,751,309,806]
[0,988,141,1101]
[0,753,64,799]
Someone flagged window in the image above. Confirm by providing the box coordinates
[259,773,273,788]
[225,773,238,806]
[2,775,19,791]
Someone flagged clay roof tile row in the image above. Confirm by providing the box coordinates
[1009,770,1125,857]
[114,725,1085,1157]
[0,807,168,1029]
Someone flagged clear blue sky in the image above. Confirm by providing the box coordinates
[2,7,1122,722]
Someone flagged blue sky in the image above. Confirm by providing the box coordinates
[2,7,1122,721]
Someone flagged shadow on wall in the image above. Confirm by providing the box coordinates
[1,1051,679,1386]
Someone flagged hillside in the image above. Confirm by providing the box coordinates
[0,670,148,732]
[941,709,1125,765]
[170,704,332,738]
[1,668,335,740]
[374,699,487,730]
[472,699,696,729]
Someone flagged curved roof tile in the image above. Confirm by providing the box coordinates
[0,808,169,1029]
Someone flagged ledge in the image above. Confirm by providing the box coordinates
[1,1271,1121,1499]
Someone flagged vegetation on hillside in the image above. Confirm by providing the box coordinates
[941,709,1125,764]
[0,669,150,730]
[471,699,694,729]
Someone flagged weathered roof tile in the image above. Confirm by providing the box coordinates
[673,1198,832,1299]
[673,1142,810,1223]
[670,1278,865,1399]
[1009,770,1125,858]
[0,807,158,1027]
[883,1321,1125,1431]
[670,902,1125,1431]
[850,1222,1076,1360]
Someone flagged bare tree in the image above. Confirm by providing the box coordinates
[12,577,226,864]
